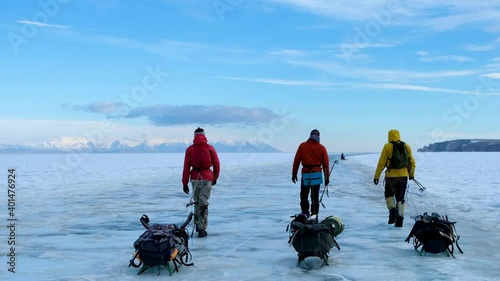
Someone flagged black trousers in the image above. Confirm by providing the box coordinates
[300,182,321,215]
[384,177,408,203]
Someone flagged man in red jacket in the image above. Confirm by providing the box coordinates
[292,129,330,219]
[182,127,220,237]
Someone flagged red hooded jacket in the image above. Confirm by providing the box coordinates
[182,134,220,185]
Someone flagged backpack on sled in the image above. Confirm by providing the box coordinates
[286,214,344,267]
[128,212,194,275]
[405,212,463,258]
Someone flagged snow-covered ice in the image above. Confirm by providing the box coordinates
[1,152,499,281]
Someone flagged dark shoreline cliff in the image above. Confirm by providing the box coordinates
[418,139,500,152]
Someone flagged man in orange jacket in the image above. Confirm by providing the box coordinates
[292,129,330,219]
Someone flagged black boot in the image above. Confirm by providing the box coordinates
[395,216,404,227]
[388,208,397,224]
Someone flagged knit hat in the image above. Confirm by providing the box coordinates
[194,127,205,136]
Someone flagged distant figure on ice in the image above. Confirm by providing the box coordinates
[292,129,330,219]
[341,153,346,160]
[182,127,220,238]
[373,129,416,227]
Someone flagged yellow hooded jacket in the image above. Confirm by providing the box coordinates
[374,129,416,179]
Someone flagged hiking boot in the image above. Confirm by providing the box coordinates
[395,216,404,227]
[307,214,318,223]
[198,230,207,238]
[388,208,397,224]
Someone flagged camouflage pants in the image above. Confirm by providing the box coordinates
[190,180,212,231]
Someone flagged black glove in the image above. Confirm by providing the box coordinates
[292,175,298,184]
[183,185,189,194]
[409,176,414,180]
[405,236,410,243]
[212,180,217,186]
[373,178,379,185]
[325,178,330,186]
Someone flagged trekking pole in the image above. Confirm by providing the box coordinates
[412,179,427,192]
[320,160,339,208]
[406,182,422,218]
[329,160,339,175]
[186,173,202,238]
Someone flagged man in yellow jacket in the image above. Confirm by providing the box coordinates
[373,129,416,227]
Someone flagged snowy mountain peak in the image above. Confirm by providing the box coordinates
[0,139,281,153]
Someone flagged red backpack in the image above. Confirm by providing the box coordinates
[190,144,212,170]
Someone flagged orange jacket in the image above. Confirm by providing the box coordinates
[292,139,330,180]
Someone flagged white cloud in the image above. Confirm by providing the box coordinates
[481,73,500,79]
[415,51,475,62]
[222,76,334,87]
[0,119,275,146]
[288,60,479,82]
[360,83,472,95]
[296,24,332,30]
[15,20,71,29]
[415,51,429,56]
[268,0,405,21]
[322,40,401,49]
[464,37,500,52]
[267,49,306,57]
[268,1,500,31]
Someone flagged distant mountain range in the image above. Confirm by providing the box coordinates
[418,139,500,152]
[0,140,282,153]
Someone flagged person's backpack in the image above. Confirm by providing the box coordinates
[405,212,463,257]
[286,214,343,267]
[190,144,212,170]
[389,141,409,169]
[129,212,194,275]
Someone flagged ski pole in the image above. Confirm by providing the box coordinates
[329,160,339,175]
[320,160,339,208]
[412,179,427,192]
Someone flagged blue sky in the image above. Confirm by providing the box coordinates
[1,0,500,153]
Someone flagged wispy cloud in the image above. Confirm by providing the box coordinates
[267,49,306,57]
[464,37,500,52]
[481,73,500,79]
[297,24,332,30]
[420,10,500,31]
[125,105,279,126]
[15,20,71,29]
[59,30,253,62]
[222,76,334,87]
[268,1,500,31]
[415,51,475,63]
[62,101,128,114]
[334,42,398,50]
[357,82,500,96]
[360,83,472,95]
[287,60,479,82]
